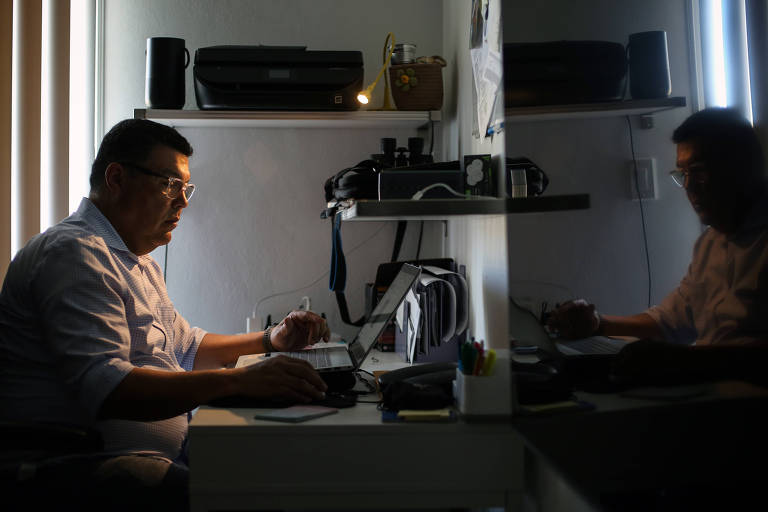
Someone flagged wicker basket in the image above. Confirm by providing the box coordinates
[389,63,444,110]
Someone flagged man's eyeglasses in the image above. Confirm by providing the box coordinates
[120,162,196,201]
[669,164,709,188]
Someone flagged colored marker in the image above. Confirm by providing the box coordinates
[481,349,497,376]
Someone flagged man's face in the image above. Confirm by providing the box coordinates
[114,145,190,255]
[676,141,738,232]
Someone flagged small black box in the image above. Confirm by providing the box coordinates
[504,41,627,106]
[378,169,464,199]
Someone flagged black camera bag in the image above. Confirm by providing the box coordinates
[324,160,382,202]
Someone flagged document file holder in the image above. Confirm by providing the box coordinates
[394,265,468,363]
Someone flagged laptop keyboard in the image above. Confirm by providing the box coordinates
[563,338,624,355]
[286,349,333,368]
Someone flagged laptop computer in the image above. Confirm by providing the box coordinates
[509,298,627,357]
[509,298,632,393]
[236,263,421,373]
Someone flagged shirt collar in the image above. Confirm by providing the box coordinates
[74,197,138,261]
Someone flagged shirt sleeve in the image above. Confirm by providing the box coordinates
[645,236,704,345]
[646,286,697,345]
[33,235,135,420]
[172,311,206,371]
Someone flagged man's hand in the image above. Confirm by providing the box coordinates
[270,310,331,352]
[234,355,328,403]
[546,299,600,339]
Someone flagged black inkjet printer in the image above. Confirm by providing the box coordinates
[193,45,363,111]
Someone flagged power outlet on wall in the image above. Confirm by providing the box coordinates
[246,315,262,333]
[629,157,658,200]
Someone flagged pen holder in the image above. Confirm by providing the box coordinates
[454,355,515,418]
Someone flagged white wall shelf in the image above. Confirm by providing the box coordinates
[134,108,440,129]
[505,96,686,123]
[336,195,590,221]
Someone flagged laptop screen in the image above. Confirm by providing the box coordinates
[509,297,561,354]
[348,264,420,366]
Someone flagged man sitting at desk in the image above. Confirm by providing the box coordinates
[0,119,329,508]
[548,107,768,384]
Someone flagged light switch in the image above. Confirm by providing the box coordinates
[629,157,657,200]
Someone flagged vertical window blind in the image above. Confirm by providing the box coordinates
[695,0,767,137]
[10,0,43,271]
[1,0,96,282]
[1,0,12,282]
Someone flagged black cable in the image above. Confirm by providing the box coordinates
[415,221,425,260]
[391,221,407,262]
[626,115,653,308]
[622,45,631,100]
[354,371,376,394]
[429,119,435,156]
[353,370,380,403]
[163,243,168,283]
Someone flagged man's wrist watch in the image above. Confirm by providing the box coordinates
[263,326,274,353]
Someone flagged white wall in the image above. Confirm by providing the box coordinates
[163,126,440,337]
[442,0,509,349]
[502,0,701,322]
[103,0,444,338]
[104,0,443,122]
[101,0,700,348]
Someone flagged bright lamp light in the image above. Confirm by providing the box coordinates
[356,32,396,110]
[357,89,372,104]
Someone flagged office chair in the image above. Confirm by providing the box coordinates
[0,420,104,509]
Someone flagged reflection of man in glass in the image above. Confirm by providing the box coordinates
[548,108,768,383]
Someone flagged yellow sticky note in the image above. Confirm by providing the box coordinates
[396,408,454,421]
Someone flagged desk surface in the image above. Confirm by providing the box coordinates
[189,350,524,512]
[190,350,768,512]
[193,350,409,428]
[515,381,768,510]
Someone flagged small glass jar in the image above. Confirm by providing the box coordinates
[391,43,416,65]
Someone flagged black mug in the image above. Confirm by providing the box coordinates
[628,31,672,99]
[145,37,190,109]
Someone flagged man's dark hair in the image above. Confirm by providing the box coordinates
[672,107,765,183]
[90,119,193,190]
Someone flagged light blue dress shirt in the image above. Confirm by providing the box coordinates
[646,194,768,346]
[0,198,206,459]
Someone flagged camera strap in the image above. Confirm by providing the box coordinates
[328,213,405,326]
[329,213,366,326]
